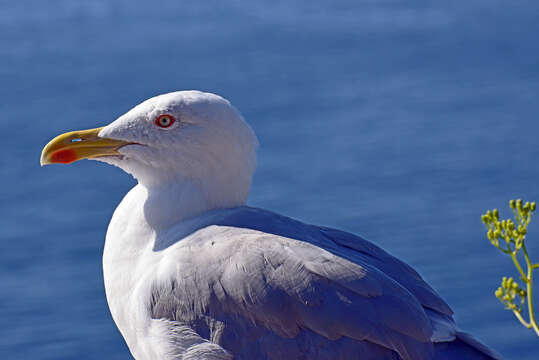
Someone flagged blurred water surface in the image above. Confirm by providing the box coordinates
[1,1,539,359]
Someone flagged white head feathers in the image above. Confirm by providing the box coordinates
[97,91,258,225]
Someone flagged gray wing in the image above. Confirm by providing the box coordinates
[148,207,457,360]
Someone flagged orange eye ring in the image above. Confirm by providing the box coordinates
[155,114,176,128]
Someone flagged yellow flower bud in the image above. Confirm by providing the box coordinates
[510,199,516,209]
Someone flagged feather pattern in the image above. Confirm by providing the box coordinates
[136,206,498,360]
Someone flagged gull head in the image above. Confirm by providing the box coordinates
[41,91,258,204]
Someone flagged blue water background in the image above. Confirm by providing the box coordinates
[1,1,539,358]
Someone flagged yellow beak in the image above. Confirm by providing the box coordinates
[40,127,133,165]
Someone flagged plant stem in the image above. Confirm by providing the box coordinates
[522,245,539,336]
[512,308,531,328]
[510,251,527,281]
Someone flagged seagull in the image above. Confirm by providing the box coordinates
[41,91,501,360]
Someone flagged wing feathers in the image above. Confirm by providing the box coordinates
[147,207,460,360]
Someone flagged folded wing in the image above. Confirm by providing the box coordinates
[146,207,466,359]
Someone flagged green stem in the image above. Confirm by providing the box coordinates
[522,245,539,336]
[494,243,511,254]
[512,309,531,328]
[510,251,527,281]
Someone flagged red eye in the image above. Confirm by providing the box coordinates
[155,114,175,128]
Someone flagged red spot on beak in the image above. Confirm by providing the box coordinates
[51,149,77,164]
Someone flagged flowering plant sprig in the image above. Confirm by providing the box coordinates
[482,199,539,335]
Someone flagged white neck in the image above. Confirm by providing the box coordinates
[99,152,254,233]
[141,175,246,232]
